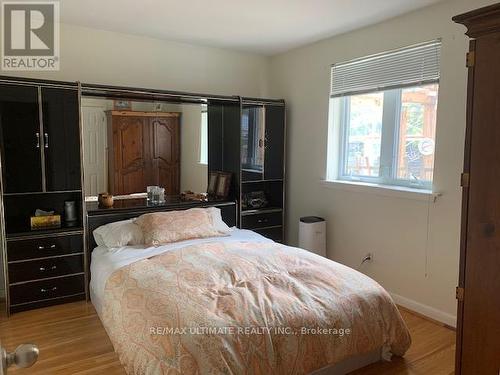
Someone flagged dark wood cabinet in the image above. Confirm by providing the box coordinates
[0,85,43,193]
[0,85,81,194]
[0,77,286,316]
[453,5,500,374]
[42,88,81,191]
[238,100,286,242]
[107,111,180,195]
[0,81,85,315]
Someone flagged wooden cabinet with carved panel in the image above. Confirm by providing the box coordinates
[106,111,180,195]
[454,4,500,374]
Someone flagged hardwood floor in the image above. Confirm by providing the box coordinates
[0,302,455,374]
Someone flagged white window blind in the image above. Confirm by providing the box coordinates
[330,40,441,98]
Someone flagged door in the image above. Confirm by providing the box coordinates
[460,35,500,374]
[264,105,285,180]
[151,116,180,195]
[82,106,107,196]
[41,88,81,191]
[110,115,150,195]
[0,85,42,193]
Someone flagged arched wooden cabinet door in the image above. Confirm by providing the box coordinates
[0,339,39,374]
[107,111,180,195]
[151,116,180,196]
[109,115,150,195]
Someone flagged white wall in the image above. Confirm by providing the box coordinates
[0,23,270,299]
[1,22,270,97]
[269,0,497,326]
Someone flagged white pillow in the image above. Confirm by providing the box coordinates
[93,219,144,248]
[207,207,231,234]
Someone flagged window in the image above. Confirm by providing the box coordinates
[199,109,208,164]
[327,40,441,190]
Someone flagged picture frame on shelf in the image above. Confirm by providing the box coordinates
[113,100,131,110]
[207,171,218,196]
[215,172,232,199]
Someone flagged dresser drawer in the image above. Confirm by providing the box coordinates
[9,254,84,283]
[254,226,283,243]
[10,274,85,306]
[7,234,83,261]
[241,211,282,229]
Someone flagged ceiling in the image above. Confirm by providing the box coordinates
[60,0,445,55]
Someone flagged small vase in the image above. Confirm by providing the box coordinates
[98,193,114,208]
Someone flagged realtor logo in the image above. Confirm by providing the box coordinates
[2,1,60,70]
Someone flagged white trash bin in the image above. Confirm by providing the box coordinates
[298,216,326,257]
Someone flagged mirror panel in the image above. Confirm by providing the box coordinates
[81,97,207,199]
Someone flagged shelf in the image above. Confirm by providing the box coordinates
[6,226,84,240]
[86,196,236,215]
[241,207,283,216]
[3,190,82,196]
[241,179,283,184]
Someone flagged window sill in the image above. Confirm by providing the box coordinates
[320,179,439,202]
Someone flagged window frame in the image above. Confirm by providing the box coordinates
[336,85,436,190]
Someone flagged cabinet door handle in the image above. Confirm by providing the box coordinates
[257,218,268,223]
[40,286,57,293]
[35,133,40,148]
[44,133,49,148]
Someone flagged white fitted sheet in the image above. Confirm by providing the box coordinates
[90,228,272,317]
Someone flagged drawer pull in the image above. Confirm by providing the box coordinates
[257,219,268,223]
[40,286,58,293]
[39,265,57,272]
[37,244,56,250]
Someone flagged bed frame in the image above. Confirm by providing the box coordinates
[85,199,384,373]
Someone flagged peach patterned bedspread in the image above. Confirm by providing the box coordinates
[102,241,411,374]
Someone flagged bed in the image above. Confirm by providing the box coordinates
[88,209,410,375]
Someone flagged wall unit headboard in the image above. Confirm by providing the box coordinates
[86,200,237,251]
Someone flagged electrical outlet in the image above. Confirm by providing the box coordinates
[361,253,373,265]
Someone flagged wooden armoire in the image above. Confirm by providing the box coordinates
[107,111,180,195]
[453,4,500,374]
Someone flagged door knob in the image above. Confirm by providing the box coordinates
[1,343,39,374]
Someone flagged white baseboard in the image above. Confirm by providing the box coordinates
[390,292,456,328]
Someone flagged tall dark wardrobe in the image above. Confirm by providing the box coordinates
[453,4,500,374]
[208,98,286,243]
[0,81,86,314]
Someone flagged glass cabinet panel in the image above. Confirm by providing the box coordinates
[241,106,265,181]
[42,88,81,191]
[0,85,43,193]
